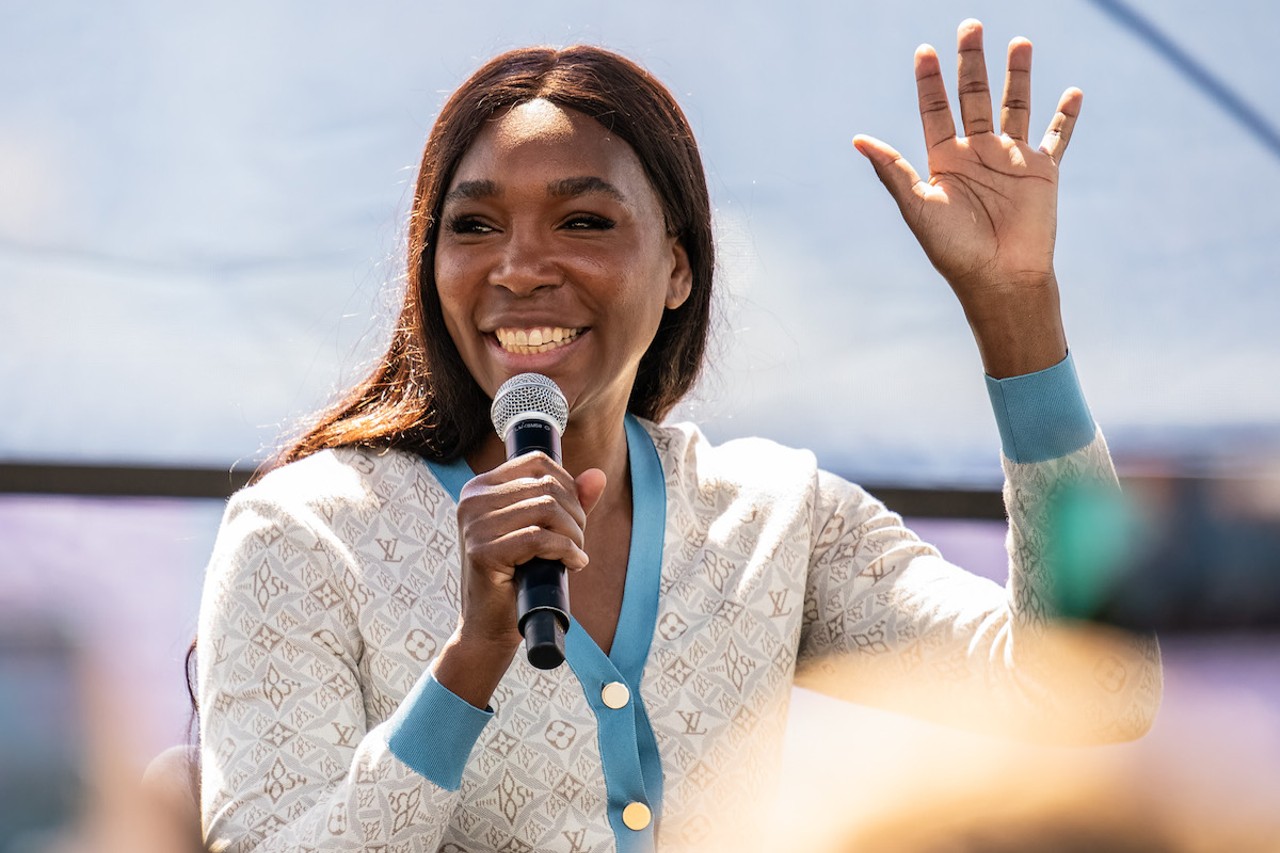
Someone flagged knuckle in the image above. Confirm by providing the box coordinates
[521,527,571,559]
[529,492,560,517]
[535,473,562,491]
[458,480,485,503]
[918,96,950,114]
[523,451,557,470]
[513,523,545,544]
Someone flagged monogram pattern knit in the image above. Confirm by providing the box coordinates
[198,421,1161,852]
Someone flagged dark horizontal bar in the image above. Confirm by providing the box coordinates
[0,461,1005,519]
[865,484,1005,521]
[0,462,253,500]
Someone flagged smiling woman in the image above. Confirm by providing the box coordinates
[196,27,1162,853]
[434,98,693,467]
[270,47,714,471]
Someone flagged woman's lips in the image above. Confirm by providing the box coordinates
[493,326,584,355]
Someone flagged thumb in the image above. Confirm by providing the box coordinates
[575,468,607,517]
[853,134,927,214]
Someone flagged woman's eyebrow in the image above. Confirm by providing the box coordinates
[444,179,500,205]
[444,176,627,205]
[548,176,627,202]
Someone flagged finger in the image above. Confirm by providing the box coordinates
[467,492,591,567]
[913,44,956,150]
[1000,37,1033,141]
[1039,87,1084,164]
[495,450,577,488]
[472,453,582,508]
[487,526,591,571]
[956,19,994,137]
[853,134,929,215]
[575,468,607,518]
[461,464,589,541]
[479,480,589,537]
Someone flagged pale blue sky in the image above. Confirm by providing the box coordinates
[3,0,1278,483]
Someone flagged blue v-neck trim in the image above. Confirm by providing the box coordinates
[426,453,474,502]
[424,415,666,852]
[605,415,664,678]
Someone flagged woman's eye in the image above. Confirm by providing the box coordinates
[564,214,615,231]
[446,216,494,235]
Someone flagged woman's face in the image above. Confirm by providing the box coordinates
[434,99,692,435]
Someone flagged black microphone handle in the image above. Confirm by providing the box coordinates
[505,416,569,670]
[515,558,569,669]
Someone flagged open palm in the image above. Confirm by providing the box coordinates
[856,19,1082,307]
[854,19,1083,376]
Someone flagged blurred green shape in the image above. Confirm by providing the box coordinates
[1046,481,1144,621]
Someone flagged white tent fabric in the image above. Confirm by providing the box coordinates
[3,0,1278,483]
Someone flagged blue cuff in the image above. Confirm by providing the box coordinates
[985,353,1096,463]
[386,670,493,790]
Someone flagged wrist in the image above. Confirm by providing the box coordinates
[430,629,518,710]
[958,275,1067,378]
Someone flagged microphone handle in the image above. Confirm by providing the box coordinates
[515,557,569,669]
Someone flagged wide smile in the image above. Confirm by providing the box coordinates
[493,326,585,355]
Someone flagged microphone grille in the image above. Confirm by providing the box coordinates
[490,373,569,438]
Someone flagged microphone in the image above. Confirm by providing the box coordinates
[490,373,572,670]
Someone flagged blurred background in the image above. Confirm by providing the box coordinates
[2,0,1278,848]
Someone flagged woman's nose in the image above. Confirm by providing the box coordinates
[489,229,561,296]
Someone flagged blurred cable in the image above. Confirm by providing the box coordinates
[1085,0,1280,160]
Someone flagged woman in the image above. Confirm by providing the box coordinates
[198,20,1161,852]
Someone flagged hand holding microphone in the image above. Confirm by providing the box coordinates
[447,372,603,694]
[489,373,574,669]
[448,373,601,681]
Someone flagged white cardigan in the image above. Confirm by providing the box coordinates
[199,367,1162,852]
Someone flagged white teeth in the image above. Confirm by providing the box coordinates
[495,326,582,355]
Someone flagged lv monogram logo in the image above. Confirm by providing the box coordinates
[562,829,588,853]
[332,722,357,747]
[769,589,793,617]
[375,537,403,563]
[678,709,708,735]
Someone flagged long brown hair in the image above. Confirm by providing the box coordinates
[273,46,715,469]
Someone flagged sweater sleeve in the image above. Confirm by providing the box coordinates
[197,492,488,852]
[796,363,1162,742]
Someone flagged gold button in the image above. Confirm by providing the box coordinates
[601,681,630,709]
[622,801,651,830]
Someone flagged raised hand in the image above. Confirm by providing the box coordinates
[854,19,1080,377]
